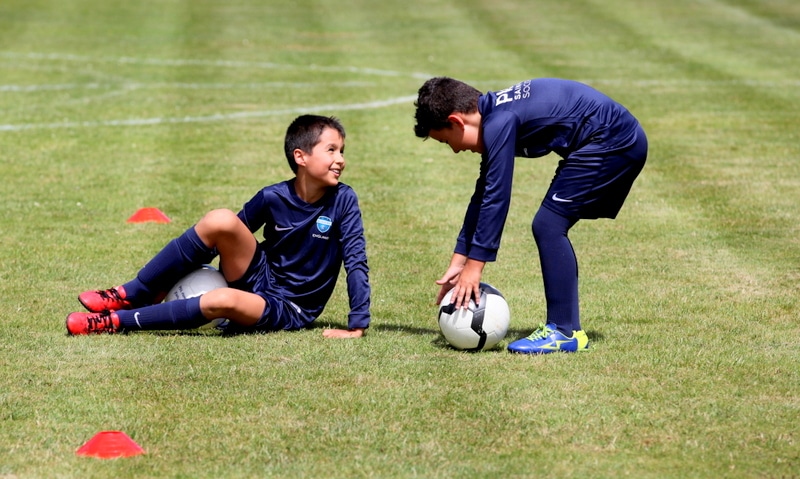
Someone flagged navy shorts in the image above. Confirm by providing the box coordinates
[542,125,648,220]
[225,245,313,331]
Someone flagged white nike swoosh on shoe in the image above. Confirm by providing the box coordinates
[551,193,573,203]
[274,225,293,231]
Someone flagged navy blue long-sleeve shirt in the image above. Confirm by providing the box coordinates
[237,180,371,330]
[456,78,641,262]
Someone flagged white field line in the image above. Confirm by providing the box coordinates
[0,81,377,92]
[0,51,433,79]
[0,95,418,132]
[0,51,427,132]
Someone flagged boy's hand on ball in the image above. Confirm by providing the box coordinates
[436,254,468,305]
[450,259,485,308]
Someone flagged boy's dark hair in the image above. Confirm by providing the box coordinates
[414,77,481,138]
[284,115,346,173]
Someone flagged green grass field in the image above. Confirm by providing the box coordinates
[1,0,799,477]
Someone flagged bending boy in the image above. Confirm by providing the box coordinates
[414,77,647,353]
[67,114,370,339]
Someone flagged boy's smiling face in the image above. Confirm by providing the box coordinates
[295,126,345,188]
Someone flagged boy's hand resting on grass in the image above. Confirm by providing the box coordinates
[323,328,365,339]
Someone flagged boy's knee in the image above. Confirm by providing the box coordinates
[532,207,575,241]
[200,288,265,326]
[200,287,238,315]
[198,209,241,232]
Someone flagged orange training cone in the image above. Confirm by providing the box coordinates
[76,430,146,459]
[127,207,171,224]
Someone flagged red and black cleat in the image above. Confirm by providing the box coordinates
[78,286,131,313]
[66,311,121,335]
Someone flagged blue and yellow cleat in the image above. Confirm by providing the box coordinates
[507,323,589,354]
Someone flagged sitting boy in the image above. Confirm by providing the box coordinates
[413,77,647,353]
[67,114,370,339]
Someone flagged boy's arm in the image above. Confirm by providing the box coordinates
[455,112,518,263]
[331,187,371,337]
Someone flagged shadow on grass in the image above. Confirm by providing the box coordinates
[585,329,604,343]
[134,323,606,348]
[134,322,440,337]
[426,327,606,353]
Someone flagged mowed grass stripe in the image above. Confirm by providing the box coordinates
[585,0,800,295]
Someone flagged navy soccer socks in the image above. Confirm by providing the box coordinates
[116,296,210,330]
[121,227,217,305]
[532,207,580,334]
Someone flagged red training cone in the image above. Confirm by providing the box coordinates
[127,207,171,224]
[76,430,146,459]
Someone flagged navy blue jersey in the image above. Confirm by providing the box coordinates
[236,180,370,329]
[456,78,643,262]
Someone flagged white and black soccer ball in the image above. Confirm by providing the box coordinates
[438,283,510,351]
[166,265,228,328]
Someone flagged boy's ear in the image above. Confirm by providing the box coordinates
[293,148,306,168]
[447,113,466,129]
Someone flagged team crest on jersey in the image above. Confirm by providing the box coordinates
[316,216,332,233]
